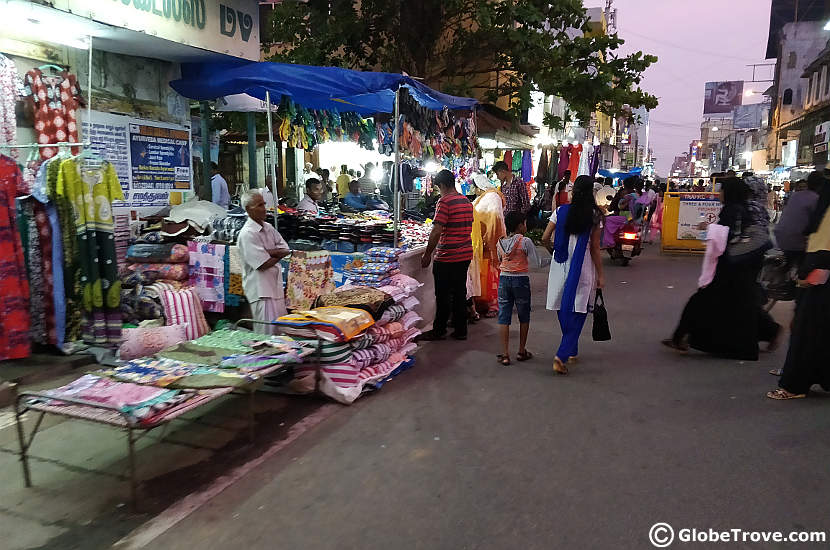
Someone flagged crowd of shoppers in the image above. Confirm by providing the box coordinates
[414,165,830,401]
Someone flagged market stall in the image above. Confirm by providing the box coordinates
[168,60,478,243]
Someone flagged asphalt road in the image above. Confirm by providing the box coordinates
[129,245,830,550]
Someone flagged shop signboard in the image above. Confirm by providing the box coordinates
[81,110,191,210]
[703,81,744,114]
[55,0,260,60]
[814,121,830,154]
[677,194,722,240]
[129,123,191,196]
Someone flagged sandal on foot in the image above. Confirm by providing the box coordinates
[568,356,579,365]
[553,357,568,375]
[769,368,783,376]
[517,350,533,362]
[661,338,689,354]
[497,354,511,366]
[766,388,806,400]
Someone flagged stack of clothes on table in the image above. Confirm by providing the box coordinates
[31,329,315,426]
[272,247,422,404]
[342,247,404,287]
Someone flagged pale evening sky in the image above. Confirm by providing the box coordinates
[585,0,774,175]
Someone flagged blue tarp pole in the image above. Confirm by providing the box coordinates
[265,90,279,226]
[393,86,401,247]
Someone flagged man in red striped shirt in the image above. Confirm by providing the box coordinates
[420,170,474,341]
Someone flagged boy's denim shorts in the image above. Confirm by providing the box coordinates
[497,275,531,325]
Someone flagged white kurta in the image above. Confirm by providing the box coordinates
[546,208,597,313]
[237,218,289,328]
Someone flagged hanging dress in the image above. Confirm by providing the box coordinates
[557,145,571,180]
[57,159,124,346]
[567,144,583,182]
[0,55,22,155]
[22,68,83,160]
[0,155,30,360]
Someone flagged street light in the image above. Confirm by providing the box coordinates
[698,141,703,147]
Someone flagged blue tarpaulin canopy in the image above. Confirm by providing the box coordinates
[598,167,643,180]
[170,61,478,115]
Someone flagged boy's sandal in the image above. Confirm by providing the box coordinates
[517,350,533,362]
[553,357,569,375]
[766,389,806,400]
[497,354,511,366]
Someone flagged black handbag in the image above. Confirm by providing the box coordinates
[592,289,612,341]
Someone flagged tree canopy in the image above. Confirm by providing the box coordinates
[264,0,658,128]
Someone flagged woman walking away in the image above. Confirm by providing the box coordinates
[767,181,830,399]
[542,176,605,375]
[496,212,549,366]
[663,177,780,360]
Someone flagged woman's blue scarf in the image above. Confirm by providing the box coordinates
[553,205,591,312]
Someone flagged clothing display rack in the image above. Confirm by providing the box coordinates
[1,35,93,154]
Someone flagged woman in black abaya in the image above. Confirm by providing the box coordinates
[767,182,830,399]
[663,177,780,361]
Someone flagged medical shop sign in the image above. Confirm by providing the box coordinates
[55,0,260,60]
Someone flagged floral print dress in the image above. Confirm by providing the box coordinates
[0,155,30,360]
[22,69,83,160]
[57,159,124,346]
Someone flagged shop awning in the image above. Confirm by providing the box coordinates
[170,61,478,115]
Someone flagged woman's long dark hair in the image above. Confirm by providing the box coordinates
[565,175,602,235]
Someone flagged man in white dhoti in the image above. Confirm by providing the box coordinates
[237,191,292,334]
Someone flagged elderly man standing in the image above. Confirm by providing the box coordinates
[238,190,292,333]
[493,160,529,215]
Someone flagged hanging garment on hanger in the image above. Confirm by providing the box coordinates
[535,148,549,197]
[48,157,81,343]
[22,68,84,160]
[521,150,533,183]
[34,160,66,348]
[511,150,523,172]
[567,144,582,181]
[557,144,572,180]
[503,150,513,171]
[589,144,601,177]
[0,55,22,155]
[0,155,31,360]
[578,144,592,177]
[57,159,124,346]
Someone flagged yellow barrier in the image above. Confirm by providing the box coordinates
[661,192,721,255]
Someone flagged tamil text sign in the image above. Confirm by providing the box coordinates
[56,0,259,60]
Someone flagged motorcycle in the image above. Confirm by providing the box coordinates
[606,219,643,266]
[601,212,645,267]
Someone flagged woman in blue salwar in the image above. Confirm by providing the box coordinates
[541,176,605,375]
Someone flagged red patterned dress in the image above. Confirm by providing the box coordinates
[22,69,83,160]
[0,155,30,360]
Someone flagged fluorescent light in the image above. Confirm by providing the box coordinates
[711,126,719,132]
[424,161,440,174]
[3,0,97,49]
[824,19,830,30]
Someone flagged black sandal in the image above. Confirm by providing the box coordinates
[517,350,533,362]
[497,354,511,366]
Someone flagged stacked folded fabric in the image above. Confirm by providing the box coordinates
[343,247,405,287]
[124,243,190,285]
[280,265,423,404]
[188,241,226,313]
